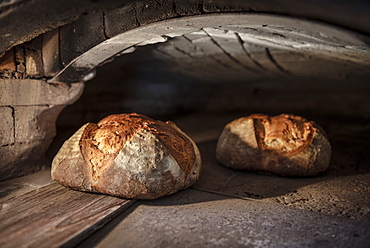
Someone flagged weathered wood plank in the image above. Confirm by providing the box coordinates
[0,176,134,248]
[0,170,53,202]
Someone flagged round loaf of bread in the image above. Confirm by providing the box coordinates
[216,114,331,177]
[52,113,201,199]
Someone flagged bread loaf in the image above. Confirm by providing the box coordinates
[216,114,331,177]
[52,113,201,199]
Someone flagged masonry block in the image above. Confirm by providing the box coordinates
[202,0,252,12]
[174,0,203,16]
[0,49,16,71]
[0,138,53,181]
[0,78,84,181]
[42,29,63,77]
[14,105,64,143]
[0,79,84,106]
[0,107,15,146]
[104,3,139,38]
[60,12,106,67]
[135,0,177,25]
[23,36,44,77]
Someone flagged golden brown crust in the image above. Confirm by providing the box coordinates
[51,123,94,191]
[252,114,314,156]
[52,113,201,199]
[80,114,144,183]
[216,113,331,177]
[155,121,196,176]
[81,113,196,177]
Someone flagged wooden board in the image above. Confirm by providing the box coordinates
[0,171,134,248]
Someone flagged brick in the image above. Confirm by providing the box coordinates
[24,36,44,77]
[14,105,64,143]
[104,3,139,38]
[0,107,15,146]
[0,49,16,71]
[14,46,26,65]
[202,0,251,12]
[42,29,63,77]
[174,0,203,16]
[60,12,106,67]
[135,0,177,25]
[0,79,84,106]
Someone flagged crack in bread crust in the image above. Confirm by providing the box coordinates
[216,113,331,177]
[252,114,314,157]
[79,113,196,185]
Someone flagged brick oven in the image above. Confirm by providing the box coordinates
[1,0,370,247]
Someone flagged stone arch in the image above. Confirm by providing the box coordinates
[1,0,370,181]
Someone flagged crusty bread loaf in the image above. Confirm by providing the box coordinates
[52,113,201,199]
[216,114,331,177]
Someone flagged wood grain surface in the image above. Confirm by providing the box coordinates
[0,172,134,248]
